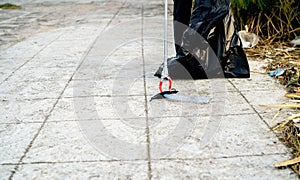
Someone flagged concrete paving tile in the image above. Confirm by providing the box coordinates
[40,43,88,56]
[97,95,145,119]
[107,41,142,56]
[229,73,283,91]
[0,97,56,123]
[43,40,92,54]
[48,96,146,121]
[110,17,142,27]
[55,25,102,41]
[0,56,30,82]
[8,66,76,82]
[13,26,95,60]
[0,44,39,59]
[82,24,142,58]
[82,54,143,69]
[147,99,202,118]
[84,43,131,60]
[39,26,98,49]
[0,29,63,58]
[143,39,176,65]
[86,50,143,67]
[0,70,10,82]
[151,155,296,179]
[86,47,143,62]
[147,90,254,118]
[149,114,289,160]
[14,161,148,179]
[248,60,269,74]
[35,46,86,59]
[48,97,98,121]
[73,66,143,80]
[74,59,144,80]
[0,57,30,73]
[0,165,14,180]
[49,39,94,49]
[72,66,97,80]
[23,121,108,162]
[241,89,288,114]
[260,110,299,128]
[24,120,147,162]
[148,116,199,158]
[0,123,42,164]
[27,28,64,44]
[78,119,148,160]
[0,80,67,99]
[146,78,236,96]
[63,78,145,98]
[143,49,164,66]
[106,22,142,40]
[193,79,237,92]
[143,31,170,42]
[24,56,81,69]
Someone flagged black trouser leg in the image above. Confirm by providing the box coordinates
[173,0,193,53]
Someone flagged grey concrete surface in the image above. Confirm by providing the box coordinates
[0,0,297,179]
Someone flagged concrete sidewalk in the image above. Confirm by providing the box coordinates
[0,0,297,179]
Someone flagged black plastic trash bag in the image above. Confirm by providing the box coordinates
[154,0,250,79]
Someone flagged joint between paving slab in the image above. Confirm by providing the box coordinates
[2,159,148,166]
[152,152,291,162]
[0,112,262,125]
[2,152,288,166]
[10,94,141,102]
[141,3,153,180]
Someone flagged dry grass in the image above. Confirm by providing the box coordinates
[245,41,300,92]
[231,0,300,42]
[272,110,300,174]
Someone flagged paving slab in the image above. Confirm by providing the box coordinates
[0,79,67,100]
[239,88,287,115]
[261,110,299,127]
[149,114,289,159]
[229,72,284,92]
[63,78,145,98]
[151,155,295,179]
[0,123,42,164]
[22,120,143,162]
[14,161,148,179]
[0,165,14,180]
[0,98,56,124]
[48,96,146,121]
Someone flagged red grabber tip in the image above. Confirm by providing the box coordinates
[159,77,172,93]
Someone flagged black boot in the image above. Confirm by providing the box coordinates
[154,54,207,80]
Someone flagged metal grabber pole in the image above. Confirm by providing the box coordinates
[159,0,173,93]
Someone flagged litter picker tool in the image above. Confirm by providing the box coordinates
[159,0,176,93]
[150,0,178,100]
[150,0,210,104]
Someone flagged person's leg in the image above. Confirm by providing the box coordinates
[173,0,193,53]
